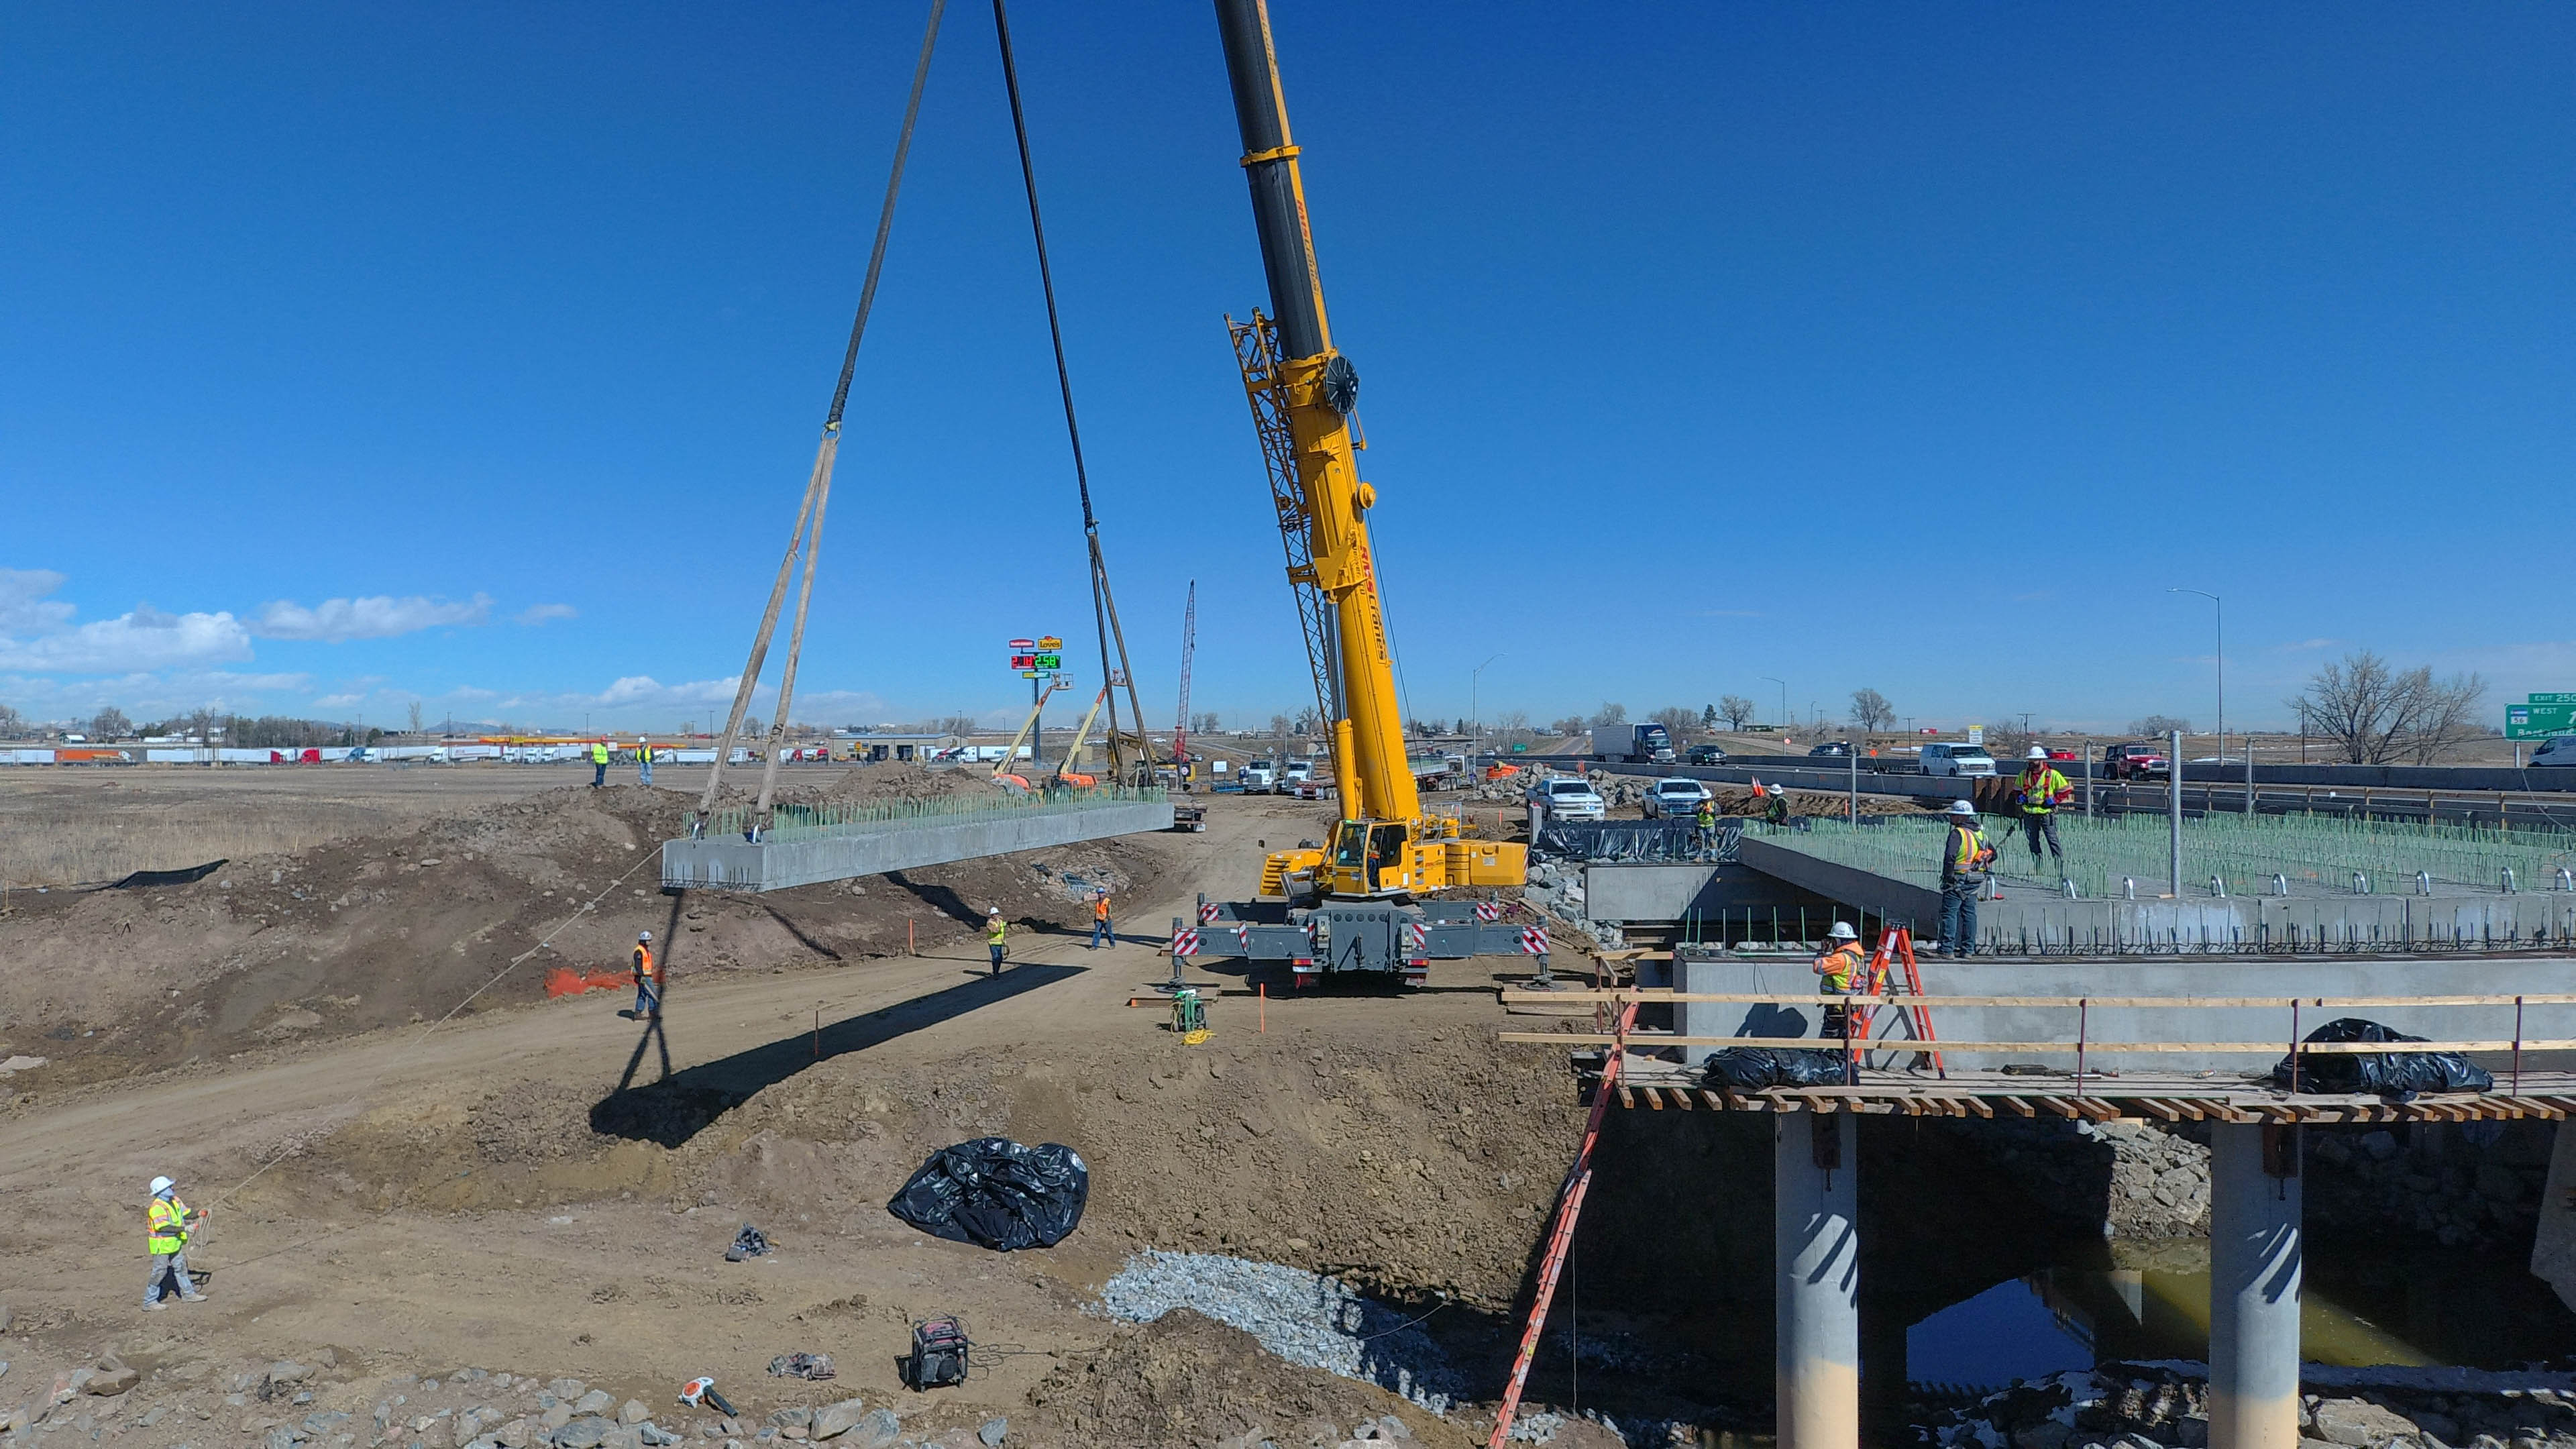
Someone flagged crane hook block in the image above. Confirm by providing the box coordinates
[1322,354,1360,415]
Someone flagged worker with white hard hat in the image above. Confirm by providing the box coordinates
[142,1175,208,1311]
[1936,800,1997,956]
[2011,745,2074,876]
[1812,921,1867,1041]
[985,909,1008,976]
[627,930,660,1021]
[636,736,655,786]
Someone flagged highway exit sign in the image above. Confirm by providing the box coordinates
[2507,703,2576,739]
[2529,692,2576,705]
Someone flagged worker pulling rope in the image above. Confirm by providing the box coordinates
[698,0,950,835]
[990,0,1158,786]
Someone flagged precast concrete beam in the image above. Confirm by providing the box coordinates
[2209,1121,2302,1449]
[1776,1112,1860,1449]
[659,801,1175,892]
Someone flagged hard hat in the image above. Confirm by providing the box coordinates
[1827,922,1858,941]
[638,930,652,942]
[2027,745,2049,760]
[1947,800,1978,816]
[987,906,1002,916]
[148,1176,175,1195]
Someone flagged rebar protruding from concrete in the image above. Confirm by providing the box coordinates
[2061,877,2079,900]
[2559,867,2574,892]
[2123,876,2138,901]
[1776,1112,1860,1449]
[2270,873,2289,897]
[2503,867,2518,895]
[2416,871,2434,896]
[2210,873,2227,898]
[2351,871,2371,896]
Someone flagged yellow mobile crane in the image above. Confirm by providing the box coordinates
[1204,0,1532,984]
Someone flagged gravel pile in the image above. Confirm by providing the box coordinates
[1096,1250,1466,1413]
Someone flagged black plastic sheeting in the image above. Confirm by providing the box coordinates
[1703,1046,1849,1090]
[887,1137,1089,1251]
[1534,819,1739,864]
[2269,1017,2494,1098]
[109,859,226,890]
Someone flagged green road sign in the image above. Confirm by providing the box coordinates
[2508,703,2576,739]
[2529,692,2576,705]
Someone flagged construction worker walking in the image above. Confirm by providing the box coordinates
[142,1175,207,1310]
[2012,746,2073,874]
[1937,800,1996,957]
[628,931,660,1020]
[985,908,1008,975]
[636,737,653,786]
[1812,921,1866,1040]
[1088,889,1114,950]
[589,739,610,788]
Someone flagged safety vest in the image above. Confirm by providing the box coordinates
[635,743,651,763]
[148,1196,189,1254]
[590,742,608,763]
[633,945,657,980]
[986,918,1007,947]
[1695,802,1715,827]
[1949,824,1991,873]
[1093,897,1110,921]
[1815,943,1866,994]
[2019,765,2070,813]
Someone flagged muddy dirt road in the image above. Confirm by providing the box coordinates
[0,788,1602,1448]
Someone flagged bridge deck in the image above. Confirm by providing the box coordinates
[1577,1056,2576,1122]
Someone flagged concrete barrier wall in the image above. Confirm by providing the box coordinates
[661,801,1175,892]
[1672,953,2576,1070]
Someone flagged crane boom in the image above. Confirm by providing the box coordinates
[1214,0,1419,830]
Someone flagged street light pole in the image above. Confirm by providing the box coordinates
[2170,586,2222,778]
[1470,653,1504,740]
[1762,677,1787,738]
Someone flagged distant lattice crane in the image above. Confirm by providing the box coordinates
[1171,580,1197,781]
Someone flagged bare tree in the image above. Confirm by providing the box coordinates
[2129,714,2191,738]
[407,700,425,736]
[1496,708,1529,734]
[1190,710,1221,736]
[1849,688,1896,733]
[1590,702,1627,727]
[1719,694,1757,731]
[1548,715,1589,736]
[0,701,21,737]
[2286,650,2488,764]
[89,706,132,739]
[1650,705,1699,742]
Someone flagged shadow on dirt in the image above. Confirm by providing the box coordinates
[589,961,1085,1148]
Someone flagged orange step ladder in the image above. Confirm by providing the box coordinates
[1852,926,1944,1077]
[1485,999,1636,1448]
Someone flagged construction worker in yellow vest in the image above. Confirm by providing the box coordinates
[2012,745,2074,875]
[1937,800,1997,956]
[635,737,654,786]
[1812,922,1866,1040]
[142,1175,208,1310]
[986,909,1008,976]
[589,739,610,788]
[1695,797,1716,834]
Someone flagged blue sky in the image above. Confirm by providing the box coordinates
[5,3,2570,735]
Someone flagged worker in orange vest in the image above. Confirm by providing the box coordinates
[1088,889,1114,950]
[1812,921,1866,1040]
[627,930,660,1020]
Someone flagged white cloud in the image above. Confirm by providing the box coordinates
[0,569,76,633]
[596,675,742,707]
[251,593,492,642]
[0,602,254,673]
[516,603,578,626]
[312,692,366,709]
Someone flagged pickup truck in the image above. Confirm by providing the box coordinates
[1528,775,1607,822]
[1640,777,1714,818]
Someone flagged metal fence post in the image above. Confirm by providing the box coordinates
[2168,729,2184,898]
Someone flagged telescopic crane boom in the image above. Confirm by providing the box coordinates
[1216,0,1525,904]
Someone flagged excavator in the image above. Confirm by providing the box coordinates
[1200,0,1535,985]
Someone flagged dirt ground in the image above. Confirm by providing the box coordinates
[0,775,1660,1448]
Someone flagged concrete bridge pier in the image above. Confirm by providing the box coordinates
[1776,1112,1860,1448]
[2209,1122,2303,1449]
